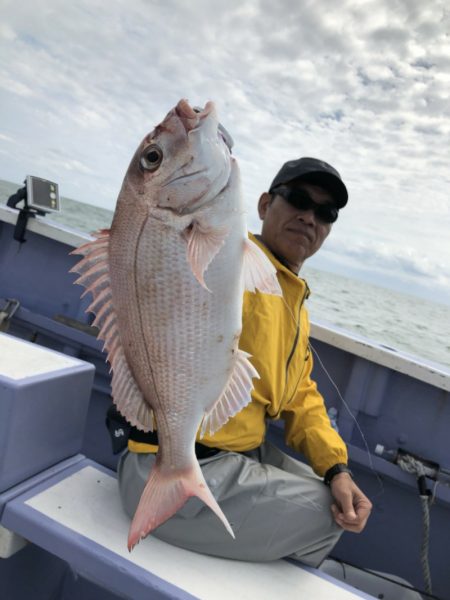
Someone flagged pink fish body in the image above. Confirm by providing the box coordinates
[71,100,281,550]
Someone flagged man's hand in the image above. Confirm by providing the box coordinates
[329,473,372,532]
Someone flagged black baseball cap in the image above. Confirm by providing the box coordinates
[269,157,348,208]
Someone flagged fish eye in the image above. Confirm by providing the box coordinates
[140,145,163,171]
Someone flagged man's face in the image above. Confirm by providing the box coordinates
[258,181,335,273]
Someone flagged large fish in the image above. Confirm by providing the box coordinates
[70,99,281,551]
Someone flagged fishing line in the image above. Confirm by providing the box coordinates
[309,341,385,497]
[280,295,384,496]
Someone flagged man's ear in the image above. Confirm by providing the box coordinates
[258,192,272,220]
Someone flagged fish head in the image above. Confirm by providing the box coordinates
[120,99,234,214]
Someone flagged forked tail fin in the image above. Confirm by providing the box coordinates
[127,459,234,551]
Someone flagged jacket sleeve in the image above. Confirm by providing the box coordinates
[281,349,348,477]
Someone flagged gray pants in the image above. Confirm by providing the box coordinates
[117,441,343,567]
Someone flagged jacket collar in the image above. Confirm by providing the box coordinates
[249,232,310,298]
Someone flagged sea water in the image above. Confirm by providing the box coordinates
[1,179,449,369]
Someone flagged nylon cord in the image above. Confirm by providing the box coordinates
[280,295,385,495]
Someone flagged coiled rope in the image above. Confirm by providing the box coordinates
[397,453,433,596]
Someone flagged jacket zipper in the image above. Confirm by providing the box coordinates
[281,287,307,405]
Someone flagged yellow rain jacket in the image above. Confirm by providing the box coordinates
[129,233,348,477]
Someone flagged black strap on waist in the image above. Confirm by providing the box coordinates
[105,405,131,454]
[105,404,222,459]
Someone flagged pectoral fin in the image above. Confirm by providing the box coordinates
[184,221,229,291]
[243,238,282,296]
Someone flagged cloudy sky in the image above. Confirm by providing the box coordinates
[1,0,449,305]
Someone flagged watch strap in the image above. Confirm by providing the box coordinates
[324,463,353,486]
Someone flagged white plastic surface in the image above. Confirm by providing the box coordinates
[0,333,80,380]
[25,466,370,600]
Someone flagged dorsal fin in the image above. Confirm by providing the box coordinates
[70,231,154,431]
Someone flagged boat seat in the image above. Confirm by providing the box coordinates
[0,456,375,600]
[0,332,374,598]
[0,332,94,493]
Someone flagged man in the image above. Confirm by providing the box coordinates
[117,157,372,566]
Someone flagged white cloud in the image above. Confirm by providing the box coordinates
[0,73,35,97]
[0,0,449,304]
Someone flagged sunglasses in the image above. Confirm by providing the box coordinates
[272,186,339,224]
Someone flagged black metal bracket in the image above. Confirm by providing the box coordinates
[7,185,46,243]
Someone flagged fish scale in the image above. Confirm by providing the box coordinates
[135,221,242,460]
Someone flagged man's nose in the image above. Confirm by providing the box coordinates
[296,208,316,225]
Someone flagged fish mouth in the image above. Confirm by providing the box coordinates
[175,99,214,132]
[174,99,227,149]
[176,99,214,117]
[176,99,198,120]
[155,99,231,215]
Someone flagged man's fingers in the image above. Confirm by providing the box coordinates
[355,496,372,513]
[332,509,358,525]
[332,508,367,531]
[331,498,371,531]
[339,492,357,521]
[335,517,367,532]
[330,476,372,533]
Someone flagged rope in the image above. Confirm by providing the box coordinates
[397,454,433,596]
[397,453,425,477]
[420,494,433,595]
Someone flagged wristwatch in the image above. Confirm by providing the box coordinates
[324,463,353,486]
